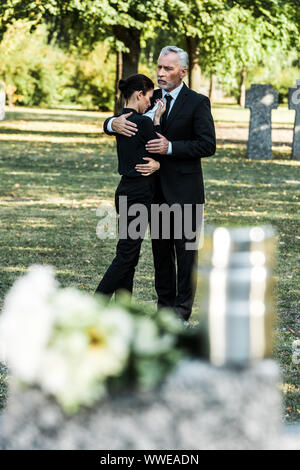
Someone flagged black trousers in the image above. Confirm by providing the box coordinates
[150,182,203,321]
[95,175,155,297]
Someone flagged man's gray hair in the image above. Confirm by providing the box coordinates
[159,46,189,69]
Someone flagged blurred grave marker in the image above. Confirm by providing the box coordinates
[193,225,277,367]
[289,80,300,161]
[0,82,5,121]
[245,84,278,160]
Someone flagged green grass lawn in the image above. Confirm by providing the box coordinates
[0,105,299,421]
[212,103,295,125]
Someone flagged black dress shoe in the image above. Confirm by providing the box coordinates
[173,306,191,322]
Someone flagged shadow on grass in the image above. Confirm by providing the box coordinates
[0,128,103,139]
[4,110,106,124]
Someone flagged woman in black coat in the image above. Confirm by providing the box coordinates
[95,74,165,298]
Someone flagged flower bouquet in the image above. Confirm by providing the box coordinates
[0,264,202,414]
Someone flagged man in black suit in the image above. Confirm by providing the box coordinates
[104,46,216,321]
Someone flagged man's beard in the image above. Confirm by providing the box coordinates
[157,78,181,91]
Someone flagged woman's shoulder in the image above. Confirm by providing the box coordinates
[138,114,154,127]
[123,112,151,128]
[137,115,157,136]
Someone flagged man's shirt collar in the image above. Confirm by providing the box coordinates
[162,81,184,101]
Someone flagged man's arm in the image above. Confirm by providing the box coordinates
[145,96,216,159]
[104,117,117,136]
[103,113,137,137]
[171,96,216,159]
[135,117,161,175]
[140,117,163,162]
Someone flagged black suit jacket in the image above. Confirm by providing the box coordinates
[104,83,216,204]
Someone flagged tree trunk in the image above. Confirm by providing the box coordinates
[114,50,123,115]
[239,67,247,107]
[186,36,201,92]
[6,84,16,107]
[113,26,141,77]
[113,26,141,113]
[209,74,216,104]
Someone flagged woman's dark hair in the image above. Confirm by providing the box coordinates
[118,74,154,100]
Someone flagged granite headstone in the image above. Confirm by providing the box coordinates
[0,83,5,121]
[0,359,299,450]
[289,80,300,160]
[245,84,278,160]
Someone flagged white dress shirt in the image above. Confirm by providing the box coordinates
[107,81,184,155]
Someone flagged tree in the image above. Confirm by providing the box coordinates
[0,20,68,106]
[0,0,168,111]
[166,0,297,103]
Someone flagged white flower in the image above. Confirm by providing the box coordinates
[0,264,164,412]
[133,317,175,356]
[39,349,70,395]
[51,288,102,328]
[292,340,300,365]
[39,348,107,412]
[39,303,134,411]
[51,293,134,376]
[292,351,300,365]
[292,339,300,351]
[82,307,134,377]
[0,264,58,382]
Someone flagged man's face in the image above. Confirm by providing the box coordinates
[157,52,187,92]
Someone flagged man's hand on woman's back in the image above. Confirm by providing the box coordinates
[111,112,137,137]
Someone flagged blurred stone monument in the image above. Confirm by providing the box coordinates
[0,82,5,121]
[245,84,278,160]
[193,225,276,367]
[289,80,300,160]
[1,359,296,450]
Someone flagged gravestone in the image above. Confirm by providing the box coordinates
[0,82,5,121]
[245,84,278,160]
[288,80,300,160]
[0,359,299,450]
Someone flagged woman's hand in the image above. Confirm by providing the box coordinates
[154,99,166,125]
[135,157,160,176]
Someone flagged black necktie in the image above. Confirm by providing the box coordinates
[161,94,173,130]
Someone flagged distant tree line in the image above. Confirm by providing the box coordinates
[0,0,299,111]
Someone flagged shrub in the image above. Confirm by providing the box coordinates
[0,20,115,110]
